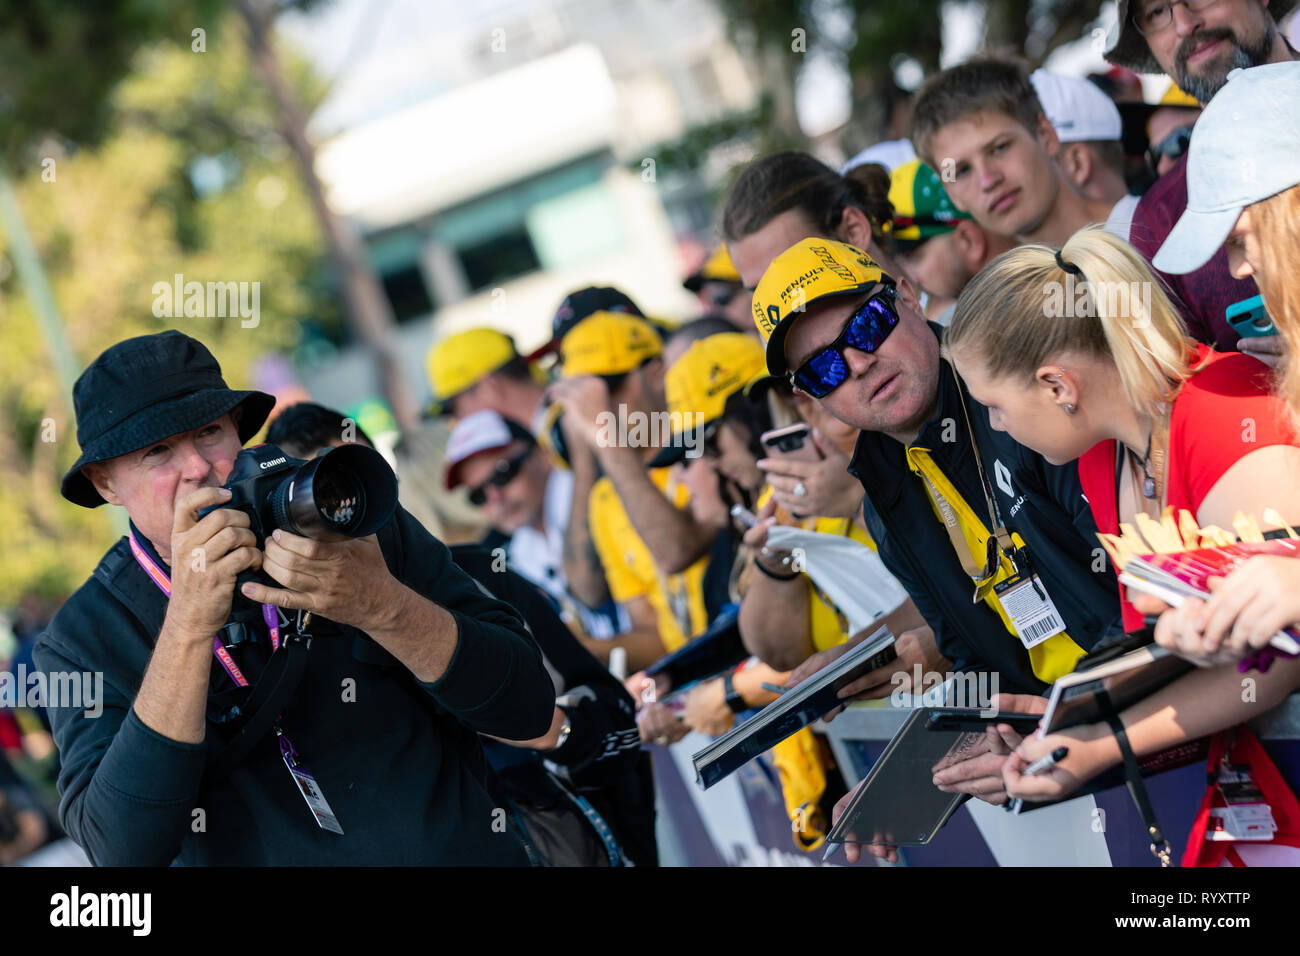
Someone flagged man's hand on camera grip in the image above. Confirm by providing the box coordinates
[241,531,397,633]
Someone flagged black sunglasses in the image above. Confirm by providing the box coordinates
[467,448,532,506]
[1148,124,1194,170]
[789,285,899,398]
[711,285,740,308]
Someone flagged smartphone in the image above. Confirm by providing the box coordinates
[729,504,759,528]
[760,423,820,462]
[1227,295,1274,338]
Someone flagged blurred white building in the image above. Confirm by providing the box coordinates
[293,0,761,413]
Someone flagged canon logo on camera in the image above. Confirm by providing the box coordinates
[259,457,287,470]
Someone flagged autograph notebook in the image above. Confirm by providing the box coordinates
[691,627,895,790]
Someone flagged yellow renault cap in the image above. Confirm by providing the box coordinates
[649,332,767,468]
[751,239,889,376]
[559,311,662,378]
[426,328,520,415]
[684,244,742,292]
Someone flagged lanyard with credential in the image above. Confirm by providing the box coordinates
[128,530,280,684]
[127,530,345,834]
[914,361,1019,603]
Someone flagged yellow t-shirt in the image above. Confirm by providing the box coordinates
[588,469,709,652]
[749,486,880,653]
[807,516,879,653]
[906,446,1086,683]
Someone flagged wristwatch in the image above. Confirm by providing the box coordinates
[722,672,747,714]
[550,714,573,751]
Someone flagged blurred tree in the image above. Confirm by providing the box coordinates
[0,0,223,164]
[234,0,422,434]
[717,0,1106,151]
[0,15,328,605]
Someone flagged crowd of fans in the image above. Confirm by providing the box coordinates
[10,0,1300,866]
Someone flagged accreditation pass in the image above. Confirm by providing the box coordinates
[994,574,1066,649]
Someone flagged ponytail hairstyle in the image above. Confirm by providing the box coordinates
[841,162,894,245]
[721,151,893,245]
[945,226,1195,423]
[1246,184,1300,424]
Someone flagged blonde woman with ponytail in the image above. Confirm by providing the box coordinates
[984,67,1300,814]
[949,224,1300,621]
[946,232,1300,823]
[947,225,1300,810]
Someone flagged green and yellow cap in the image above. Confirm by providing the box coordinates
[751,238,889,377]
[888,159,970,251]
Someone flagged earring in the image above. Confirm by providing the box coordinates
[1064,403,1076,415]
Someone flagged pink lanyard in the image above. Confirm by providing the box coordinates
[127,530,280,687]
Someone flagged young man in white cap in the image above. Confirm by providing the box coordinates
[444,409,622,640]
[1029,68,1131,207]
[1105,0,1298,357]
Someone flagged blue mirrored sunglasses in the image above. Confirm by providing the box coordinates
[789,285,899,398]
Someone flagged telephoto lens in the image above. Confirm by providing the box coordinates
[268,444,398,540]
[201,443,400,544]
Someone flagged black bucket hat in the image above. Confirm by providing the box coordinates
[61,331,276,508]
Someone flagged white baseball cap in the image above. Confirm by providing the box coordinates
[1154,62,1300,276]
[842,138,916,175]
[443,409,534,490]
[1030,70,1122,143]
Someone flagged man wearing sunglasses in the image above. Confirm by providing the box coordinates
[1105,0,1296,358]
[444,410,622,642]
[751,238,1122,809]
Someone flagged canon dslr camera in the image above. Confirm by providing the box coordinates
[200,442,398,544]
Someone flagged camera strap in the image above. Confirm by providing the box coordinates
[126,532,341,831]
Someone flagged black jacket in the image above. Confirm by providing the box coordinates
[34,507,556,866]
[849,327,1122,694]
[451,545,657,866]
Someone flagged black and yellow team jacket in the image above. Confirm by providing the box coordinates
[849,326,1123,695]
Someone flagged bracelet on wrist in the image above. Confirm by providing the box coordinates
[754,558,799,581]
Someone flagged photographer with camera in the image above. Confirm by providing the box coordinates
[35,331,556,866]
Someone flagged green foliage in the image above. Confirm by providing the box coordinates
[0,14,331,606]
[0,0,225,166]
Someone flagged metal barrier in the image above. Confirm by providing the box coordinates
[816,693,1300,866]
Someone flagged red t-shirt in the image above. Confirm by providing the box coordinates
[1079,346,1299,630]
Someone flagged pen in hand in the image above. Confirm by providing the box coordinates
[1009,746,1069,815]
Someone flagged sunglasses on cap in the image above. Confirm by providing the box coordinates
[467,448,533,506]
[789,284,900,399]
